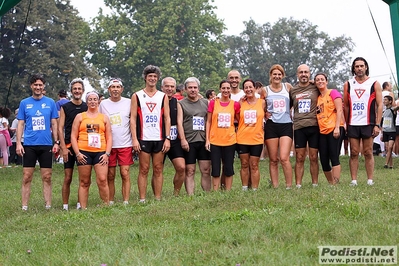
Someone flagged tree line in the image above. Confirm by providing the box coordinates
[0,0,354,112]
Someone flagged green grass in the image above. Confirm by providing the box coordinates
[0,156,398,265]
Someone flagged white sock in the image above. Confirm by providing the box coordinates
[139,199,146,203]
[63,204,68,210]
[123,201,129,205]
[242,186,248,191]
[22,205,28,211]
[109,201,115,205]
[45,205,51,209]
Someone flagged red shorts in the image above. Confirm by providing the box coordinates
[109,147,134,167]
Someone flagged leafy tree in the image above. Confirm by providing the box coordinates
[0,0,100,111]
[86,0,227,97]
[224,18,355,89]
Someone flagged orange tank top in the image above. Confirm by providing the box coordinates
[78,112,107,152]
[317,90,344,134]
[209,99,236,146]
[237,99,264,145]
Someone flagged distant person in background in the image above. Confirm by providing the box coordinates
[381,95,398,169]
[56,89,69,116]
[205,89,216,102]
[173,84,185,100]
[0,107,12,166]
[9,108,23,165]
[343,57,382,186]
[379,81,396,157]
[395,97,399,156]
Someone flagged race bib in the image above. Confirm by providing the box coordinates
[32,116,45,131]
[272,98,286,113]
[298,99,311,113]
[351,101,365,117]
[218,113,231,128]
[170,125,178,140]
[144,114,159,128]
[192,116,205,131]
[109,112,122,127]
[383,117,392,128]
[244,110,257,124]
[88,133,101,148]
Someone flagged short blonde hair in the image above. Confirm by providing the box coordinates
[269,64,286,84]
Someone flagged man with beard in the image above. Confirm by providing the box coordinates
[59,78,88,210]
[343,57,382,186]
[289,64,320,188]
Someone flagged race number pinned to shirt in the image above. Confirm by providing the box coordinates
[170,125,178,140]
[244,110,257,124]
[351,101,365,117]
[192,116,205,131]
[144,114,159,128]
[88,133,101,148]
[298,99,311,113]
[383,117,392,129]
[109,112,122,127]
[273,98,286,113]
[218,113,231,128]
[32,116,45,131]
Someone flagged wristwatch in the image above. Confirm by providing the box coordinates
[105,152,111,157]
[54,140,60,145]
[165,135,171,140]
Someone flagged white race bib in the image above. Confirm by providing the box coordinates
[144,114,159,128]
[170,125,178,140]
[88,133,101,148]
[217,113,231,128]
[298,99,311,113]
[272,98,286,113]
[383,117,392,128]
[192,116,205,131]
[244,110,257,124]
[32,116,45,131]
[351,101,365,117]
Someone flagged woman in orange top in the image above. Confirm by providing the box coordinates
[71,91,112,209]
[236,79,266,190]
[205,80,240,191]
[315,73,344,184]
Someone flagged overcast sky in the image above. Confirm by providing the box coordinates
[70,0,397,85]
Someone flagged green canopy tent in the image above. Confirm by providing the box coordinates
[382,0,399,90]
[0,0,22,17]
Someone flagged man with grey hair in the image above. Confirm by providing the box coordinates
[161,77,186,196]
[58,78,87,210]
[130,65,171,202]
[100,78,133,205]
[178,77,211,195]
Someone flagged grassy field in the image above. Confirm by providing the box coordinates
[0,155,398,266]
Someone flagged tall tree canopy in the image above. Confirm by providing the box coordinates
[86,0,227,96]
[0,0,100,111]
[224,18,355,89]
